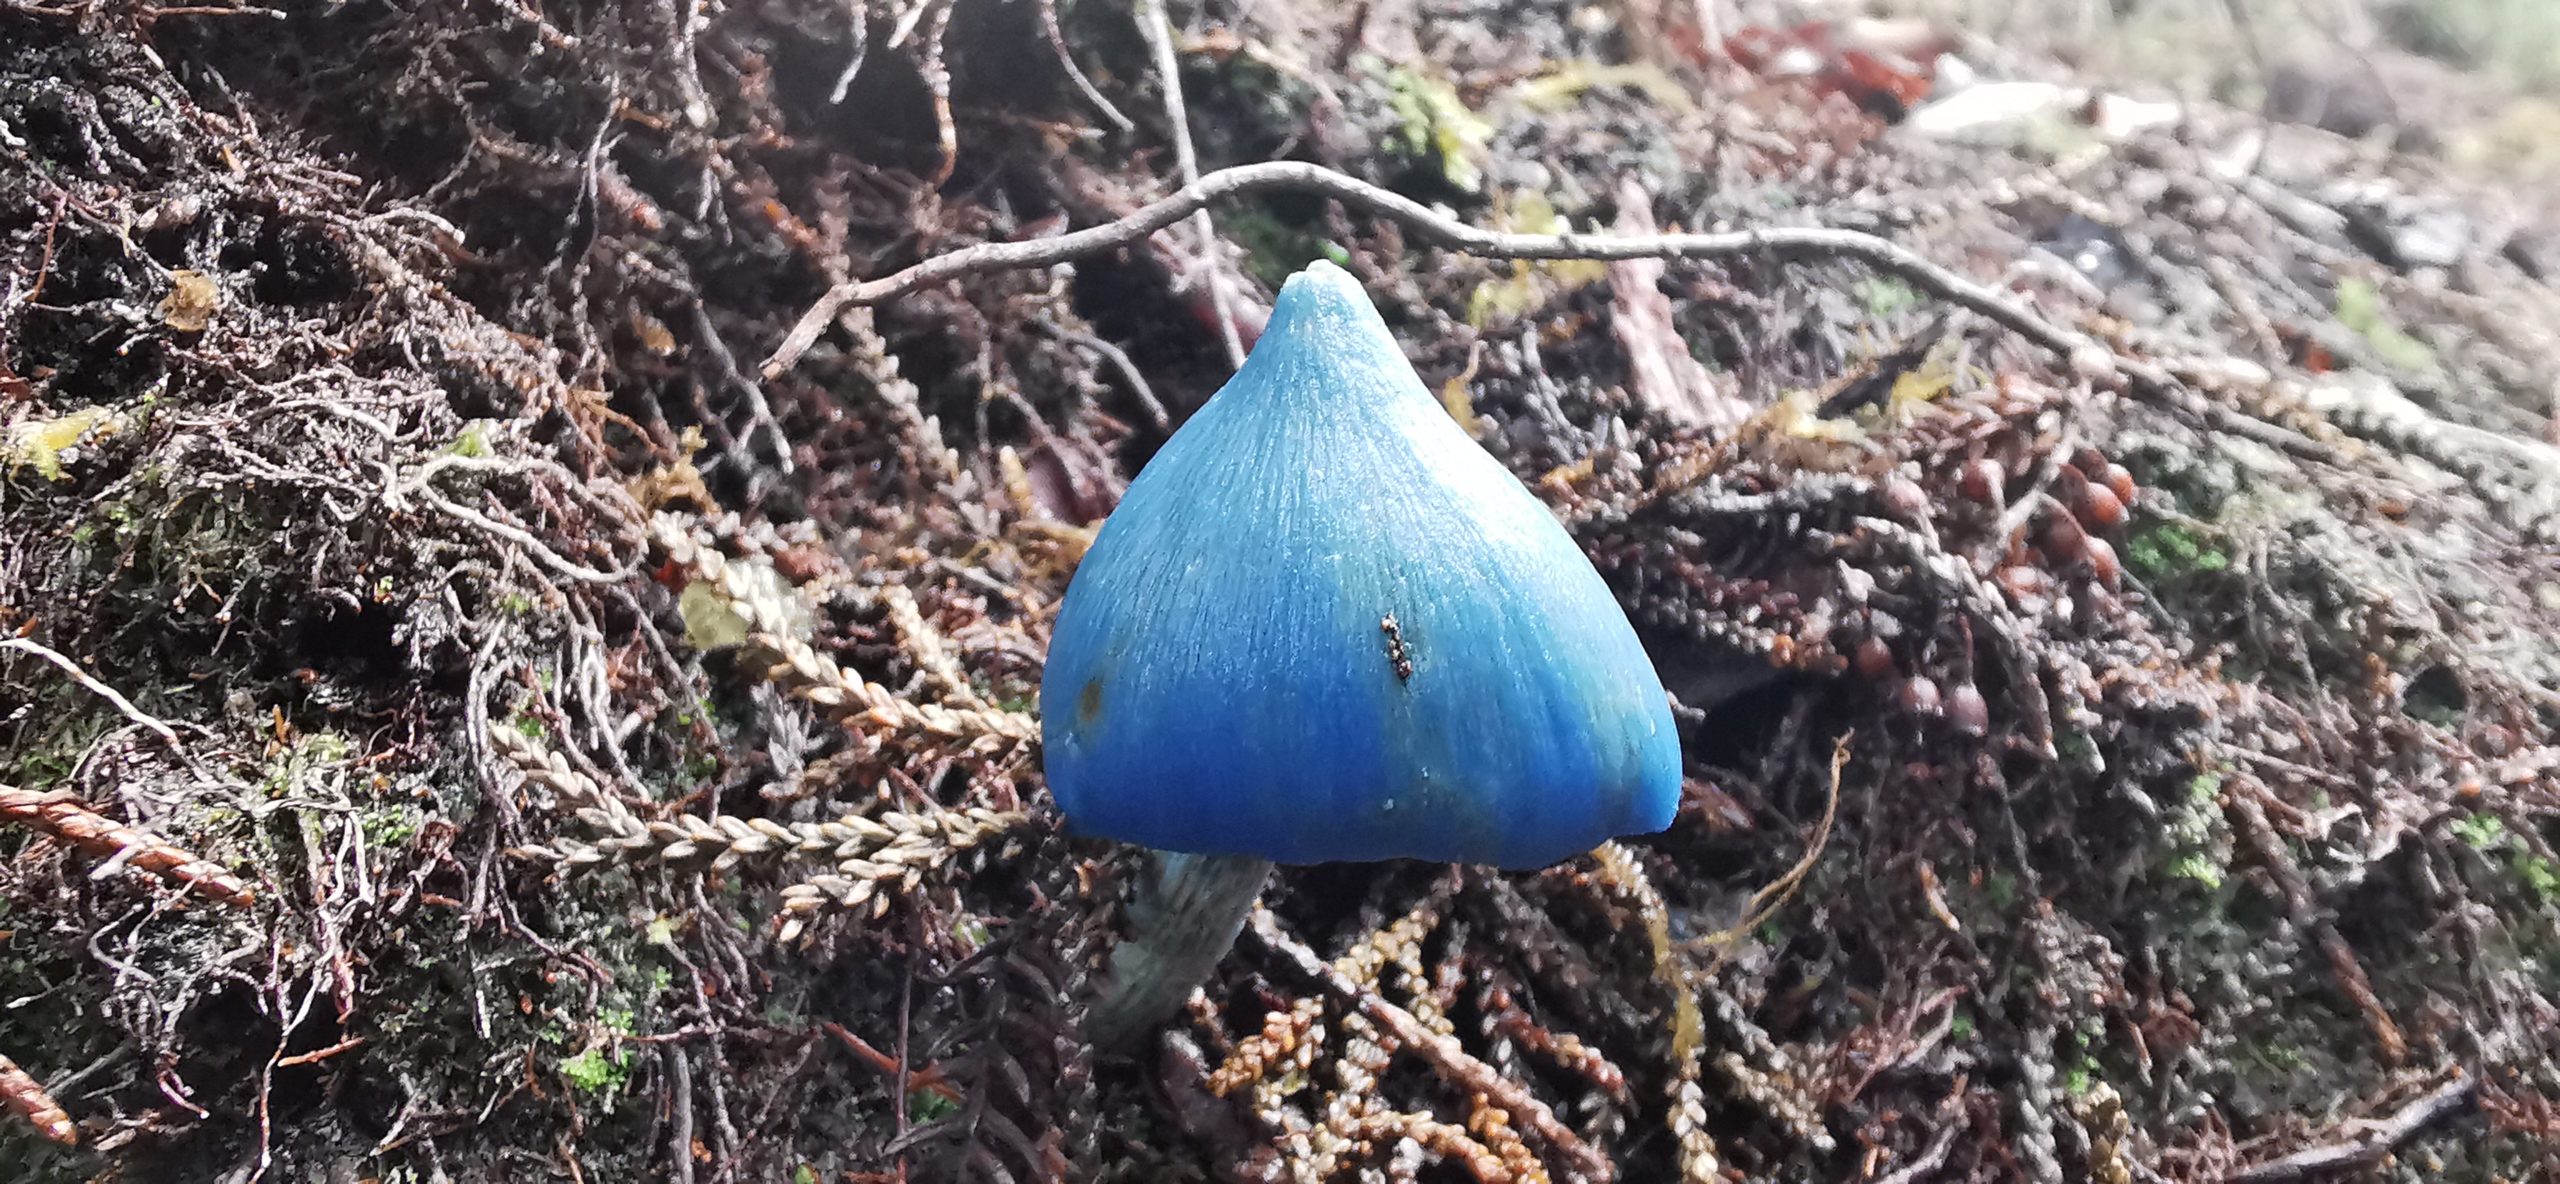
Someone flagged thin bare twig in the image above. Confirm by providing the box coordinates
[819,1021,962,1104]
[402,455,642,585]
[1039,0,1130,133]
[1054,326,1170,431]
[0,637,182,748]
[689,300,794,475]
[274,1037,367,1068]
[1874,1119,1961,1184]
[827,0,870,105]
[665,1046,697,1184]
[2225,1076,2477,1183]
[1134,0,1243,369]
[763,161,2122,385]
[23,188,68,306]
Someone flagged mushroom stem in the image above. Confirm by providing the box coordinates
[1088,851,1275,1050]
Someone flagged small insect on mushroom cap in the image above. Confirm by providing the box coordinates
[1039,260,1681,869]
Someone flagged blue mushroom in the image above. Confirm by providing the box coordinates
[1042,260,1682,1046]
[1042,260,1681,869]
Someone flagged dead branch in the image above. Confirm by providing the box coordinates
[403,455,643,585]
[763,161,2121,384]
[2225,1076,2477,1183]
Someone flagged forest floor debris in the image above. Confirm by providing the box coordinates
[3,0,2556,1180]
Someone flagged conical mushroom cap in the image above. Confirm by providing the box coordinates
[1039,261,1680,868]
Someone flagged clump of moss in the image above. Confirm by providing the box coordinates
[2161,774,2234,892]
[1378,63,1491,193]
[2125,521,2232,582]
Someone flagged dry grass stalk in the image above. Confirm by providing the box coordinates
[1220,1000,1532,1183]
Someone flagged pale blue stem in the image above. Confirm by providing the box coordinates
[1087,851,1274,1050]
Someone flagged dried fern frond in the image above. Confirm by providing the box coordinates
[1331,896,1442,997]
[743,625,1037,748]
[1245,910,1615,1181]
[0,1052,76,1146]
[493,723,640,830]
[775,806,1031,936]
[1665,1070,1722,1182]
[495,725,1030,885]
[1477,980,1628,1104]
[0,784,255,908]
[1223,1002,1532,1184]
[1208,997,1325,1098]
[1331,1014,1525,1178]
[650,514,1036,748]
[881,582,989,711]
